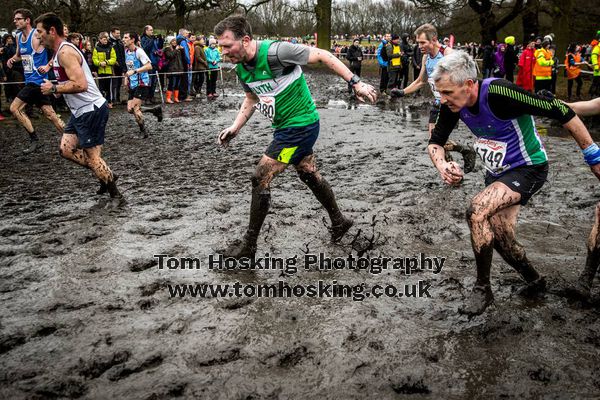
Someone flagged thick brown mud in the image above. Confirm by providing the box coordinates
[1,72,599,399]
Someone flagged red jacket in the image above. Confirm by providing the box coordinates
[516,47,535,92]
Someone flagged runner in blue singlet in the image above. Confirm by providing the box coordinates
[7,8,64,154]
[389,23,476,173]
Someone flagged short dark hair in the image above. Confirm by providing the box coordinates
[214,15,252,40]
[34,13,65,37]
[125,31,139,44]
[2,34,15,45]
[110,27,120,33]
[13,8,33,24]
[67,33,81,42]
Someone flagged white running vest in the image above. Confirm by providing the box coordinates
[53,41,106,118]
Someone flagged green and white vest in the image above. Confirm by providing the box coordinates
[236,40,319,129]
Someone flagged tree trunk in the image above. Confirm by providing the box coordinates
[521,0,540,44]
[550,0,573,57]
[174,0,186,29]
[315,0,332,50]
[68,0,83,32]
[469,0,524,44]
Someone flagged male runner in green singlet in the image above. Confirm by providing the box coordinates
[214,16,377,258]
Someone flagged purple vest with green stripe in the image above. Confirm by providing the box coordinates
[459,78,547,176]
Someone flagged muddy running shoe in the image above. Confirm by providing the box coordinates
[330,217,354,243]
[517,276,546,297]
[107,195,127,208]
[138,125,149,139]
[221,235,257,259]
[461,145,477,174]
[97,174,119,195]
[22,140,40,154]
[390,88,405,98]
[458,284,494,316]
[565,280,592,302]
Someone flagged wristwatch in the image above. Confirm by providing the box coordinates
[50,84,57,94]
[347,74,361,86]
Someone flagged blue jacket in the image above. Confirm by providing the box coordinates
[176,35,191,65]
[377,40,388,68]
[141,35,160,67]
[205,46,221,69]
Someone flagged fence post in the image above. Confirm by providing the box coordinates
[155,71,164,104]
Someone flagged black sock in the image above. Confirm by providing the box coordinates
[28,131,38,141]
[298,171,344,225]
[494,241,539,282]
[245,184,271,245]
[474,242,493,286]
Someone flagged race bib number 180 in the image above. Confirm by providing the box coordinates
[474,138,508,173]
[256,96,275,122]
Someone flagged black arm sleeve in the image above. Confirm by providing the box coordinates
[487,79,576,124]
[429,105,460,146]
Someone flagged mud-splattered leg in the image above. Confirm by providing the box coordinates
[10,98,39,153]
[444,140,477,173]
[491,206,546,296]
[295,154,353,242]
[59,134,88,167]
[128,98,147,138]
[572,202,600,300]
[10,98,35,134]
[83,145,120,198]
[40,105,65,134]
[459,182,522,316]
[222,155,287,258]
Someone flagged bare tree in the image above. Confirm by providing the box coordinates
[412,0,525,43]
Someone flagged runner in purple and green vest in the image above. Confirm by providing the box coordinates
[428,51,600,316]
[214,15,378,259]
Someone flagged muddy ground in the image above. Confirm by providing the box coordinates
[1,70,600,400]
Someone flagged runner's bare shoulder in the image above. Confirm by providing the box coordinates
[59,44,82,65]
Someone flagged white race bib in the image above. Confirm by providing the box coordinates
[22,54,33,74]
[428,77,441,101]
[256,96,275,122]
[474,138,508,174]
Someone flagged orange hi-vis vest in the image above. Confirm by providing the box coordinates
[565,53,581,79]
[533,48,552,80]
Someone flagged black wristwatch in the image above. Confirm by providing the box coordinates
[347,74,361,86]
[50,84,57,94]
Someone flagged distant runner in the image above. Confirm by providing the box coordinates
[7,8,64,154]
[123,32,162,139]
[390,24,476,173]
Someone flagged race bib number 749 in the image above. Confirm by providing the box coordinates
[256,96,275,122]
[474,138,508,174]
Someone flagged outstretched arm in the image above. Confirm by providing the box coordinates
[567,98,600,117]
[217,91,259,147]
[563,116,600,180]
[427,104,463,185]
[307,47,377,103]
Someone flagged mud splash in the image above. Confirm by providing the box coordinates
[1,72,599,399]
